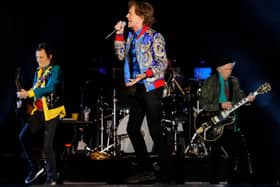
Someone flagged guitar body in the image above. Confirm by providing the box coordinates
[19,99,34,115]
[194,111,235,141]
[16,96,34,116]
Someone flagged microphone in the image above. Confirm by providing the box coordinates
[105,21,126,40]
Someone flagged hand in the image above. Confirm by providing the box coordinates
[247,94,256,102]
[17,89,28,99]
[125,73,146,87]
[221,101,232,110]
[114,21,125,34]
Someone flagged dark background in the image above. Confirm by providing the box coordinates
[0,0,279,183]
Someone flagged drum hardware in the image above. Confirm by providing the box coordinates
[85,89,118,160]
[185,121,209,158]
[161,115,187,157]
[161,119,178,156]
[161,92,189,157]
[185,80,209,158]
[76,128,87,151]
[86,145,112,160]
[172,74,186,96]
[192,80,203,115]
[93,114,113,122]
[163,70,187,98]
[96,94,107,150]
[184,129,209,158]
[94,89,119,157]
[85,89,113,157]
[112,89,118,156]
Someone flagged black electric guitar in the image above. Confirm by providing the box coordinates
[194,82,271,142]
[15,67,34,115]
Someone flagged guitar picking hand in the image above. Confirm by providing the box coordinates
[17,89,28,99]
[221,102,232,110]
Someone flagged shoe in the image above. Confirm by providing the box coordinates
[125,170,156,184]
[25,167,45,184]
[45,178,57,186]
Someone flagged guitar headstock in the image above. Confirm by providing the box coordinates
[15,67,22,91]
[255,82,271,95]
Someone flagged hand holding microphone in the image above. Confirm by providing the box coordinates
[105,20,126,39]
[114,21,126,34]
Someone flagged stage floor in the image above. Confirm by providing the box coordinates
[1,182,280,187]
[1,151,279,186]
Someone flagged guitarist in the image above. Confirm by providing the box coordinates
[199,56,255,184]
[17,42,66,185]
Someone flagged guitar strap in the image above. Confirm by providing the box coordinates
[33,65,53,89]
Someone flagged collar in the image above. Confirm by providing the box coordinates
[134,25,149,39]
[218,73,228,85]
[37,64,52,71]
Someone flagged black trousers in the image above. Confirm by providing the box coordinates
[19,110,59,180]
[126,84,170,174]
[209,130,252,183]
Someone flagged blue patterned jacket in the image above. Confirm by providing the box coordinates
[114,26,167,92]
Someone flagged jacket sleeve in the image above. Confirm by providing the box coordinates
[147,32,168,78]
[114,34,126,61]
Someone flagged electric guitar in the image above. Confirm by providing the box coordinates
[194,82,271,141]
[15,67,34,115]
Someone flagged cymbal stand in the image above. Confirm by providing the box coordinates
[99,89,118,157]
[112,88,118,156]
[172,72,185,96]
[92,92,109,151]
[97,95,105,150]
[185,81,208,158]
[192,79,203,114]
[184,128,209,158]
[190,79,203,142]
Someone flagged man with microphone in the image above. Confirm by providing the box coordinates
[113,0,171,184]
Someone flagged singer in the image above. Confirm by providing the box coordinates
[114,0,171,184]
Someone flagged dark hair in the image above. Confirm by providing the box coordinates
[36,42,53,58]
[128,0,155,27]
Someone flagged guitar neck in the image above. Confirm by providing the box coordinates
[222,91,257,117]
[16,80,22,91]
[227,97,249,114]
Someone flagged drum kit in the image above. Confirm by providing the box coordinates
[79,70,210,160]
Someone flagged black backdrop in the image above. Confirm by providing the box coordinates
[0,0,279,183]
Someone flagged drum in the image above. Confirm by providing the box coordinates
[161,94,188,120]
[117,115,154,153]
[118,107,130,119]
